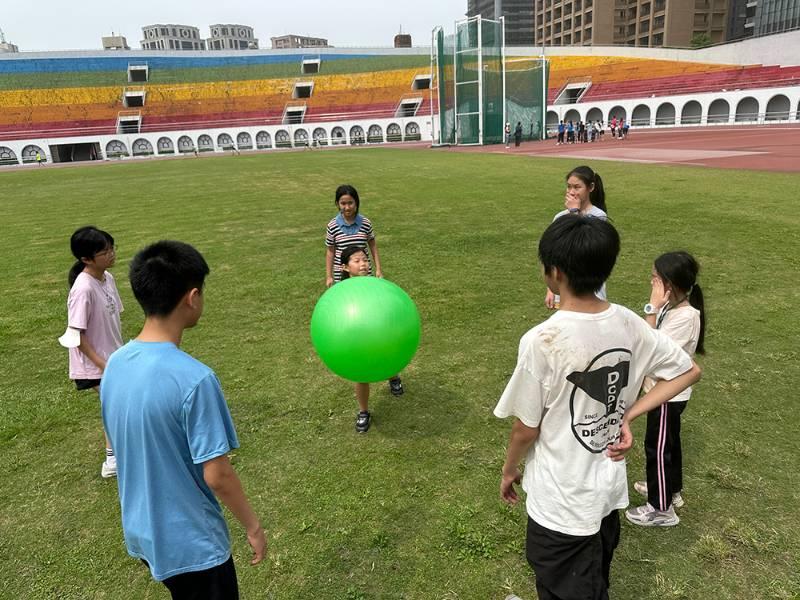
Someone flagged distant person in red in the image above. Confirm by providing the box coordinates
[611,116,618,138]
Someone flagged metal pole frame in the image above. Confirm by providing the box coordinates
[477,15,483,146]
[430,26,439,146]
[453,19,459,144]
[501,16,506,143]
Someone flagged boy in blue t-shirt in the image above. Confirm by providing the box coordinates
[495,216,701,600]
[101,241,266,599]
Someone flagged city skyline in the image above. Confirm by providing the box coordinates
[2,0,467,52]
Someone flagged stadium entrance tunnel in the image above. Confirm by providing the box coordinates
[48,143,102,163]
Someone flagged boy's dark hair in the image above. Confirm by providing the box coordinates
[335,184,360,212]
[538,216,620,296]
[129,241,210,316]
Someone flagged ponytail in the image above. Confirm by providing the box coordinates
[68,260,85,287]
[689,283,705,355]
[590,172,607,214]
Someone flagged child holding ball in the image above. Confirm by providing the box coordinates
[339,245,404,433]
[325,184,383,287]
[59,226,124,478]
[325,184,403,404]
[626,251,706,527]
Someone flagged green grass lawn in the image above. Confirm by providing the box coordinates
[0,148,798,599]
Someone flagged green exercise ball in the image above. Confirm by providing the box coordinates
[310,277,421,383]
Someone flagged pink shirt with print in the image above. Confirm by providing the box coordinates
[67,271,124,379]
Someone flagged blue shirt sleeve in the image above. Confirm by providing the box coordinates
[182,373,240,464]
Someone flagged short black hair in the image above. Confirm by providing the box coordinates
[339,245,369,280]
[129,241,210,316]
[538,216,620,296]
[335,184,360,212]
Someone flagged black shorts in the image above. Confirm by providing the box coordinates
[526,511,620,600]
[74,379,101,391]
[146,556,239,600]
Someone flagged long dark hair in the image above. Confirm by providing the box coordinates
[566,165,607,214]
[68,226,114,287]
[654,251,706,354]
[339,245,369,280]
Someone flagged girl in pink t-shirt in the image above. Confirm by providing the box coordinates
[60,226,124,478]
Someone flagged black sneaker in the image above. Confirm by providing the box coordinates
[389,377,404,396]
[355,411,371,433]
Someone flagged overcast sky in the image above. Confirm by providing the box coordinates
[2,0,468,52]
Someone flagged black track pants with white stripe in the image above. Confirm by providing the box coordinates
[644,401,687,511]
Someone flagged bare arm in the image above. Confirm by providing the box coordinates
[78,332,107,371]
[367,238,382,278]
[203,454,266,565]
[625,362,702,424]
[500,419,540,505]
[325,246,335,288]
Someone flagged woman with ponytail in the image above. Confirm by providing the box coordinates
[60,226,124,478]
[545,165,609,309]
[626,251,706,527]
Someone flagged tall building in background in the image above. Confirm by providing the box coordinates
[102,35,131,50]
[141,25,205,51]
[467,0,536,45]
[208,24,258,50]
[533,0,728,48]
[754,0,800,35]
[270,35,329,49]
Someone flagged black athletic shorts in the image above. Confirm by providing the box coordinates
[143,556,239,600]
[74,378,101,391]
[525,511,620,600]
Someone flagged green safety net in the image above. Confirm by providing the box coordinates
[435,17,548,145]
[506,58,549,142]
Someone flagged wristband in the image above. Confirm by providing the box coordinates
[568,207,580,214]
[643,303,659,315]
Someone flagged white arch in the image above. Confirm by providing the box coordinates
[735,97,759,122]
[608,106,626,123]
[631,104,651,127]
[707,98,730,124]
[680,101,702,125]
[586,107,603,123]
[655,102,676,126]
[564,109,580,124]
[765,94,790,121]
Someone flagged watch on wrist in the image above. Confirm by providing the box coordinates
[568,207,580,213]
[643,303,659,315]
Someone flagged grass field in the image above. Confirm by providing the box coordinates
[1,148,798,600]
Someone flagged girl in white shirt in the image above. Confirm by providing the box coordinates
[627,251,706,526]
[545,165,609,309]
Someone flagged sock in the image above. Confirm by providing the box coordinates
[106,448,114,457]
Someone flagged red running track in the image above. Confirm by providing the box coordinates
[449,124,800,173]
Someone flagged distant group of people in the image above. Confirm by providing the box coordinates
[555,115,630,145]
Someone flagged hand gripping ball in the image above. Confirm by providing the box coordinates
[310,277,421,383]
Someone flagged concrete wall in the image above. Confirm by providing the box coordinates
[0,114,433,166]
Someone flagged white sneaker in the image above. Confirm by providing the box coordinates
[634,481,685,508]
[625,503,680,527]
[101,455,117,478]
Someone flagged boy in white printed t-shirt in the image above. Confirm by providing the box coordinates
[495,216,701,600]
